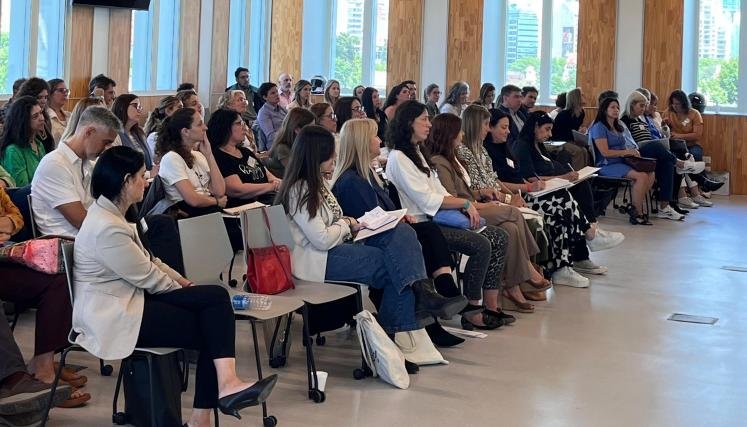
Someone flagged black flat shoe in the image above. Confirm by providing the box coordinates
[218,375,278,419]
[425,321,465,347]
[484,308,516,325]
[405,360,419,374]
[701,178,724,192]
[412,279,468,319]
[460,311,503,331]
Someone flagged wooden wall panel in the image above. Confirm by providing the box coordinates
[180,0,201,85]
[108,9,132,92]
[446,0,483,99]
[68,6,95,101]
[386,0,423,96]
[577,0,616,106]
[642,0,683,102]
[699,115,747,195]
[210,0,231,107]
[269,0,303,82]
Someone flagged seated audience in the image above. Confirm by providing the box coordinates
[324,79,341,107]
[310,103,338,134]
[217,90,257,152]
[423,84,441,119]
[0,188,90,408]
[287,79,312,110]
[403,80,418,101]
[227,67,260,121]
[88,74,117,108]
[385,100,510,330]
[334,96,366,132]
[144,95,183,158]
[31,106,121,237]
[73,146,278,424]
[46,79,70,145]
[16,78,55,154]
[277,73,294,109]
[0,78,28,126]
[58,96,106,143]
[208,109,281,207]
[520,86,538,115]
[439,81,470,117]
[276,125,466,345]
[497,84,526,150]
[256,82,288,150]
[361,87,387,143]
[589,97,655,225]
[474,83,496,109]
[332,118,481,345]
[383,83,411,120]
[553,87,591,170]
[1,97,48,187]
[427,110,546,312]
[353,85,365,100]
[111,94,156,176]
[548,92,566,120]
[176,89,204,118]
[266,108,316,178]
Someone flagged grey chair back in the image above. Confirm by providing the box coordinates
[177,212,234,284]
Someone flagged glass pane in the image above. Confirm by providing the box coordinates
[697,0,740,108]
[1,0,31,94]
[228,0,248,85]
[333,0,364,94]
[550,0,578,96]
[0,0,12,94]
[373,0,388,92]
[155,0,180,90]
[36,0,66,80]
[505,0,542,88]
[129,7,151,92]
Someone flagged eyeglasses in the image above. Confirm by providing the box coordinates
[129,103,144,112]
[323,113,337,121]
[55,88,70,95]
[232,120,247,127]
[352,106,365,113]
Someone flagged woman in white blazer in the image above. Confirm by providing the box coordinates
[72,146,277,424]
[275,126,465,341]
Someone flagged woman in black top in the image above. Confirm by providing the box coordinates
[361,87,388,143]
[208,109,281,207]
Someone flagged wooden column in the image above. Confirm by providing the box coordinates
[446,0,483,99]
[386,0,423,95]
[576,0,617,105]
[210,0,231,107]
[68,6,95,101]
[269,0,303,82]
[108,9,132,91]
[180,0,202,86]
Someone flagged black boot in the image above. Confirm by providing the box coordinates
[433,273,461,298]
[412,279,467,319]
[700,178,724,193]
[425,320,465,347]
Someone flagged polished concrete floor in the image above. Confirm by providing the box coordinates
[12,195,747,427]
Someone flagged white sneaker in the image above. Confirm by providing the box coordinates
[691,194,713,207]
[587,229,625,252]
[573,259,608,275]
[552,266,590,288]
[678,197,699,209]
[655,205,685,221]
[676,160,706,174]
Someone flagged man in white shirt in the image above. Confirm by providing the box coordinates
[277,73,293,109]
[31,107,121,237]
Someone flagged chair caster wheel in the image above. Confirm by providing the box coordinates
[309,389,325,403]
[315,335,326,346]
[100,364,113,376]
[269,356,286,368]
[353,368,368,380]
[112,412,127,425]
[263,415,278,426]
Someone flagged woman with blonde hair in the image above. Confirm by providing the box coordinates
[287,80,312,110]
[324,79,341,107]
[218,89,257,152]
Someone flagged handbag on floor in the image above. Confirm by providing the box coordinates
[244,207,295,295]
[123,352,183,427]
[355,310,410,389]
[394,329,449,366]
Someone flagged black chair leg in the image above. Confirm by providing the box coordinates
[40,347,72,427]
[112,359,127,425]
[100,358,113,376]
[145,354,157,427]
[250,320,274,421]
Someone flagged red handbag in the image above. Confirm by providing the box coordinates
[246,207,295,295]
[0,236,70,274]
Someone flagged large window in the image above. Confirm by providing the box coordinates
[227,0,271,87]
[0,0,66,95]
[683,0,742,112]
[130,0,181,92]
[301,0,388,94]
[481,0,578,104]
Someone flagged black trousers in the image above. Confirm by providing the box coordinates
[136,285,235,409]
[0,313,26,383]
[408,222,452,274]
[569,181,597,223]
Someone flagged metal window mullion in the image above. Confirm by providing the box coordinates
[538,0,552,102]
[737,1,747,113]
[361,0,375,87]
[329,0,339,80]
[28,0,39,75]
[149,1,160,91]
[497,0,507,86]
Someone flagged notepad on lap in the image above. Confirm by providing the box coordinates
[354,208,407,241]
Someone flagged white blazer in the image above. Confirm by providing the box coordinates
[72,196,183,360]
[286,181,351,282]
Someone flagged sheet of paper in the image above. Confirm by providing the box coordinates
[527,177,571,197]
[354,209,407,241]
[357,206,398,230]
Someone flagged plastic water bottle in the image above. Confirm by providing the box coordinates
[232,294,250,310]
[231,294,272,311]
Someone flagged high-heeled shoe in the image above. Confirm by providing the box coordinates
[218,375,279,419]
[460,311,502,330]
[501,290,534,313]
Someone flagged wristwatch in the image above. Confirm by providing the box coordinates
[504,193,512,204]
[462,200,470,210]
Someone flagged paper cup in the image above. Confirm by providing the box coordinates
[313,371,328,392]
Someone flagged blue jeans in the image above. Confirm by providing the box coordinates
[688,144,704,161]
[325,223,426,333]
[640,142,676,201]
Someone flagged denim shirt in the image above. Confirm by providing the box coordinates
[257,103,288,150]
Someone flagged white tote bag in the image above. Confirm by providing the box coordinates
[394,329,449,366]
[355,310,410,389]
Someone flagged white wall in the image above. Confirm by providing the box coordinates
[419,0,449,99]
[614,0,644,97]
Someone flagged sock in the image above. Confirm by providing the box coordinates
[433,273,460,298]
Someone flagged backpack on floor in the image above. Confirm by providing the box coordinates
[123,352,183,427]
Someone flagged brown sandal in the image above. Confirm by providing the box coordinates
[502,290,535,313]
[522,290,547,301]
[56,386,91,408]
[53,363,88,388]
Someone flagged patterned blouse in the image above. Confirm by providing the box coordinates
[455,144,500,191]
[321,185,343,223]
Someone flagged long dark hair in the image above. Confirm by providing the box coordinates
[271,108,315,153]
[668,89,691,113]
[518,110,554,143]
[17,77,52,130]
[156,108,197,167]
[425,113,464,180]
[292,79,312,107]
[485,108,516,161]
[275,125,336,218]
[382,83,408,110]
[92,146,145,202]
[0,96,41,156]
[111,94,145,141]
[206,108,241,150]
[334,96,358,132]
[387,100,432,176]
[361,87,379,120]
[593,97,624,132]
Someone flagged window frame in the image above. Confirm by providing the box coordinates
[682,0,746,114]
[227,0,271,87]
[481,0,579,106]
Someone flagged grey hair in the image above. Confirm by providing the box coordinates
[441,81,470,108]
[623,90,648,118]
[636,87,651,102]
[77,106,123,133]
[217,90,244,110]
